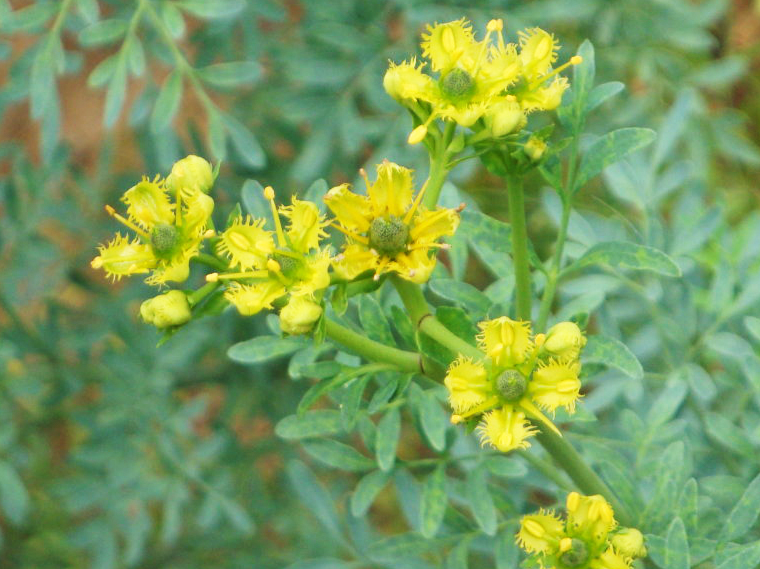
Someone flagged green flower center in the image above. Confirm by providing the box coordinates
[495,370,527,402]
[559,539,589,567]
[440,68,475,101]
[271,251,307,281]
[368,216,410,257]
[150,223,181,259]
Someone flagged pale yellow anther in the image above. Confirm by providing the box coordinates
[535,333,546,349]
[523,519,545,538]
[486,19,503,32]
[566,491,580,512]
[202,229,215,238]
[206,273,219,282]
[451,414,463,424]
[559,537,573,552]
[570,55,583,65]
[105,204,116,216]
[263,186,275,200]
[408,124,428,145]
[91,257,103,268]
[267,259,282,273]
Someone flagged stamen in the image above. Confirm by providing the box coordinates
[105,205,150,239]
[330,222,369,245]
[406,242,450,252]
[458,395,501,420]
[519,399,561,436]
[359,168,371,193]
[264,186,287,247]
[528,55,583,90]
[403,179,430,225]
[207,270,269,282]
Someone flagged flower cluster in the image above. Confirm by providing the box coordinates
[445,319,586,452]
[91,155,215,285]
[210,187,331,335]
[384,18,581,143]
[325,161,460,283]
[517,492,647,569]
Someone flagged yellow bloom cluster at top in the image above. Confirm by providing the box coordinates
[445,319,586,452]
[91,155,215,286]
[325,161,460,283]
[209,187,331,335]
[384,18,581,143]
[517,492,647,569]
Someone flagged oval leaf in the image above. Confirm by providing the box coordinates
[351,470,390,517]
[664,517,689,569]
[227,335,308,364]
[720,472,760,542]
[576,127,657,189]
[582,335,643,380]
[419,465,447,538]
[151,70,182,133]
[571,241,681,277]
[375,408,401,473]
[301,439,375,472]
[198,61,262,88]
[275,410,343,440]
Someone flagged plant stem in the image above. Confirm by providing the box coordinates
[536,195,571,332]
[392,277,483,361]
[535,424,634,527]
[187,281,220,306]
[324,319,421,374]
[506,172,532,321]
[191,253,228,271]
[422,122,455,209]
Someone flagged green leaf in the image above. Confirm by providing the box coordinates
[207,109,227,160]
[418,389,447,452]
[284,559,359,569]
[0,462,28,526]
[466,465,497,536]
[458,210,512,276]
[704,412,756,458]
[275,410,343,440]
[714,541,760,569]
[575,128,657,189]
[587,81,625,112]
[582,335,643,380]
[571,241,681,277]
[286,460,346,545]
[646,380,688,426]
[351,470,390,517]
[301,439,375,472]
[358,295,394,345]
[150,70,182,133]
[198,61,262,88]
[178,0,246,19]
[420,464,447,538]
[87,55,117,88]
[720,472,760,542]
[78,19,127,46]
[375,408,400,473]
[482,455,528,478]
[368,533,453,562]
[220,496,255,534]
[221,113,266,168]
[104,62,126,128]
[161,2,186,38]
[30,51,55,119]
[678,478,699,534]
[429,279,491,316]
[664,517,689,569]
[445,538,470,569]
[340,375,370,431]
[126,37,145,76]
[744,316,760,344]
[227,335,308,364]
[572,39,596,113]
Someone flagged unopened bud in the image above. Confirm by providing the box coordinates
[140,290,192,329]
[279,296,322,335]
[408,124,428,145]
[524,137,547,162]
[264,186,276,200]
[544,321,586,360]
[611,528,647,559]
[167,155,213,195]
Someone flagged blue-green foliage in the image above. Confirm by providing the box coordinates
[2,0,760,567]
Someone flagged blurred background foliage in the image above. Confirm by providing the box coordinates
[1,0,760,568]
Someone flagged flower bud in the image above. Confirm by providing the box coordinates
[485,98,525,137]
[611,528,647,559]
[408,124,428,145]
[167,155,214,195]
[543,321,586,360]
[279,296,323,335]
[524,137,547,162]
[140,290,192,329]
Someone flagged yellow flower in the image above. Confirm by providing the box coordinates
[516,510,565,553]
[444,315,587,452]
[529,358,582,413]
[477,316,533,368]
[384,19,581,143]
[91,170,215,285]
[444,356,491,413]
[517,494,643,569]
[477,405,537,452]
[325,161,459,283]
[212,187,330,319]
[166,154,214,196]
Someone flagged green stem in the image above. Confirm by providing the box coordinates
[535,424,634,527]
[422,122,455,209]
[187,281,220,306]
[536,195,571,332]
[191,253,228,272]
[324,319,421,374]
[392,277,483,361]
[516,449,574,492]
[506,172,532,321]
